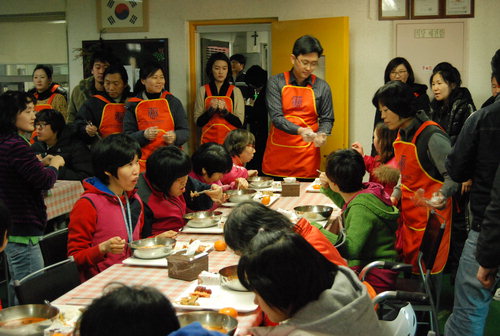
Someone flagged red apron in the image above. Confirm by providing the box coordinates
[93,95,125,138]
[130,91,175,172]
[201,84,236,144]
[394,120,452,274]
[262,72,319,179]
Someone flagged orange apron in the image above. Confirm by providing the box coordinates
[33,84,61,112]
[130,91,175,172]
[394,120,452,274]
[201,84,236,144]
[93,95,125,138]
[262,72,319,179]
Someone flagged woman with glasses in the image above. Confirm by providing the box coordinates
[372,57,430,155]
[0,91,65,303]
[31,109,93,181]
[193,52,244,145]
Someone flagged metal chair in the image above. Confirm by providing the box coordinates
[14,257,80,304]
[39,228,69,266]
[360,210,446,336]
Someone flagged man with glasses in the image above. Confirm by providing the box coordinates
[262,35,334,179]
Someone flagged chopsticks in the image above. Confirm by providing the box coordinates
[190,190,209,198]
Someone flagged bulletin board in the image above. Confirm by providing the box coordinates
[395,21,467,89]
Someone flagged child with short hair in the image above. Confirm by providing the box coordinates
[137,146,223,234]
[352,122,399,196]
[68,134,144,281]
[220,129,258,185]
[320,149,399,293]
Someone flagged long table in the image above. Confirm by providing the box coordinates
[44,180,84,220]
[53,183,338,335]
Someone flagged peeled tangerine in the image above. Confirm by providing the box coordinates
[261,195,271,205]
[218,307,238,318]
[214,240,227,251]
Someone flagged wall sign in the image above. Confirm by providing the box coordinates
[96,0,149,33]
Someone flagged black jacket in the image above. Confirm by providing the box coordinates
[429,87,476,145]
[31,125,93,181]
[446,96,500,232]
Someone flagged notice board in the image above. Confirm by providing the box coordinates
[395,21,467,89]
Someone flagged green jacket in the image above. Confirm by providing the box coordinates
[68,76,97,122]
[321,187,399,267]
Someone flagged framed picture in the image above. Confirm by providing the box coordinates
[96,0,149,33]
[445,0,474,18]
[411,0,443,19]
[82,38,169,90]
[379,0,409,20]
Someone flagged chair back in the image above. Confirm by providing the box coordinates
[419,210,445,272]
[14,257,80,305]
[39,228,68,266]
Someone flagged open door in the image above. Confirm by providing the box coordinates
[271,17,350,169]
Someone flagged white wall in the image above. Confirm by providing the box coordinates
[56,0,500,149]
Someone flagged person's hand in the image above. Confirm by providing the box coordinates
[235,178,249,190]
[40,154,54,166]
[477,265,498,289]
[461,179,472,195]
[99,236,126,255]
[313,132,327,147]
[205,184,224,203]
[427,191,447,210]
[390,196,399,206]
[156,230,178,239]
[210,99,219,109]
[49,155,65,169]
[85,124,98,137]
[163,130,176,145]
[144,126,159,141]
[298,127,315,142]
[319,172,330,189]
[248,170,259,177]
[351,142,364,156]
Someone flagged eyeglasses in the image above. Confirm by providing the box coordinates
[35,122,49,129]
[295,57,319,69]
[390,70,408,77]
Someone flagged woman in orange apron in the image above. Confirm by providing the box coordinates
[27,64,67,118]
[124,62,189,172]
[193,52,244,145]
[372,81,457,274]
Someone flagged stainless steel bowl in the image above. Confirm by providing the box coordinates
[129,236,176,259]
[219,265,248,292]
[247,176,273,189]
[293,205,334,222]
[225,189,257,203]
[184,211,223,228]
[177,311,238,335]
[0,304,59,336]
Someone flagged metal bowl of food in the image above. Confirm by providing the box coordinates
[293,205,334,222]
[219,265,248,292]
[183,211,223,228]
[177,311,238,335]
[0,304,59,336]
[129,236,176,259]
[247,176,273,189]
[225,189,257,203]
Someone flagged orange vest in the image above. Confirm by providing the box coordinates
[33,84,61,112]
[393,120,452,274]
[201,84,236,144]
[129,91,175,172]
[93,95,125,138]
[262,72,320,179]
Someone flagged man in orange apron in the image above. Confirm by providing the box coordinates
[75,65,131,144]
[372,81,458,274]
[263,35,333,179]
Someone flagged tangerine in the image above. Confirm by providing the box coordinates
[313,184,321,190]
[214,239,227,251]
[261,195,271,205]
[218,307,238,319]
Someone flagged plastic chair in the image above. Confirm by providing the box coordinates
[39,228,68,266]
[360,210,446,335]
[14,257,80,305]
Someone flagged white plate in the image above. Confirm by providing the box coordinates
[173,283,257,313]
[306,179,322,193]
[222,194,280,207]
[123,257,168,267]
[181,226,224,234]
